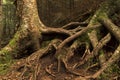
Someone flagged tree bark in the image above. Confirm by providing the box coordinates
[0,0,18,47]
[0,0,120,79]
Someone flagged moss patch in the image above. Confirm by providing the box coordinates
[0,49,14,75]
[98,64,120,80]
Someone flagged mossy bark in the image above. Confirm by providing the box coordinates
[0,0,18,47]
[0,0,43,74]
[3,0,42,53]
[87,0,120,62]
[0,0,120,78]
[1,0,119,61]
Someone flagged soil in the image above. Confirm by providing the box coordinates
[37,51,95,80]
[0,0,120,80]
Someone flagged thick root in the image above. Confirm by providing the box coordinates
[91,44,120,79]
[99,14,120,42]
[76,33,111,68]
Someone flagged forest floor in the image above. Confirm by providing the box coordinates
[2,48,119,80]
[0,0,120,80]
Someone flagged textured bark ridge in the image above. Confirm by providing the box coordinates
[0,0,120,80]
[0,0,18,47]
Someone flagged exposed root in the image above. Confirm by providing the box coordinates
[99,15,120,41]
[40,27,74,36]
[85,63,99,72]
[76,33,111,68]
[91,33,111,56]
[14,39,61,79]
[45,64,55,77]
[55,25,101,66]
[62,22,81,29]
[91,44,120,79]
[57,24,101,50]
[62,60,84,76]
[88,30,98,48]
[19,65,28,80]
[81,42,91,60]
[1,0,120,80]
[56,40,90,75]
[87,26,107,66]
[74,76,88,80]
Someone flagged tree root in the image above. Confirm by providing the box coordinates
[56,24,101,50]
[75,33,111,68]
[55,24,101,68]
[40,27,74,36]
[85,63,99,72]
[45,64,55,77]
[1,0,120,80]
[99,14,120,42]
[88,13,120,79]
[91,33,111,56]
[59,40,86,75]
[91,44,120,79]
[76,11,120,80]
[88,30,98,48]
[13,39,61,79]
[62,22,82,29]
[88,25,107,67]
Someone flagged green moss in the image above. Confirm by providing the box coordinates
[98,72,109,80]
[2,2,17,46]
[0,49,13,75]
[109,64,120,74]
[9,33,19,46]
[78,34,90,43]
[0,63,12,75]
[9,39,16,46]
[41,40,51,48]
[3,0,15,4]
[88,3,109,25]
[0,62,12,75]
[98,64,120,80]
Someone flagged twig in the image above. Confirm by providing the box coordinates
[62,22,81,29]
[85,63,99,72]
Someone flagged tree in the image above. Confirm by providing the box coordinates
[0,0,120,79]
[0,0,18,47]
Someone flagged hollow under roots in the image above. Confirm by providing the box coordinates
[0,0,120,80]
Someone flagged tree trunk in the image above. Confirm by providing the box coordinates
[0,0,120,79]
[0,0,18,47]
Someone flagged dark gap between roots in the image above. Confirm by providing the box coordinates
[68,43,86,64]
[42,34,68,41]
